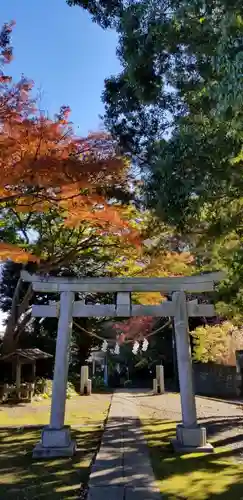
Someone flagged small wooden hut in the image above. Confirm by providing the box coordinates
[0,348,52,402]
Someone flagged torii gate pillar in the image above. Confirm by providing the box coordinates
[33,292,76,458]
[172,292,213,452]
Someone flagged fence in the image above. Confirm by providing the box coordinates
[193,362,241,398]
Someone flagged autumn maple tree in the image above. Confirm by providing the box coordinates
[0,21,142,353]
[0,21,139,263]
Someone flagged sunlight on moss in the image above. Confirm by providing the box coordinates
[0,394,111,427]
[0,396,110,499]
[159,468,243,499]
[142,420,243,500]
[55,484,80,493]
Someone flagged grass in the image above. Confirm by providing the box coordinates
[142,419,243,500]
[0,394,112,499]
[0,427,101,499]
[0,394,111,426]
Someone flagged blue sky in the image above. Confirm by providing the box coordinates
[1,0,121,135]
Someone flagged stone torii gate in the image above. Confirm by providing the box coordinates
[21,270,223,458]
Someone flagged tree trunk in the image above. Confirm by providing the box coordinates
[2,277,24,354]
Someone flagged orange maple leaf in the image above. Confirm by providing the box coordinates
[0,243,39,263]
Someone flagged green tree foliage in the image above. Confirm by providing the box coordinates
[68,0,243,320]
[211,10,243,115]
[67,0,242,154]
[0,260,99,370]
[1,206,134,353]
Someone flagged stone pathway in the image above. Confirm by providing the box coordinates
[87,390,161,500]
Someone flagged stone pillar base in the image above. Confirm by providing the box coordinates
[33,425,76,458]
[153,378,158,394]
[81,378,92,395]
[171,424,214,454]
[153,378,165,395]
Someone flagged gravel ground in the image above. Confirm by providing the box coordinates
[133,391,243,460]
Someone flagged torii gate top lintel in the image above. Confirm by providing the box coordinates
[21,270,224,293]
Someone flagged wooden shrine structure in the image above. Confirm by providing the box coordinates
[0,348,52,402]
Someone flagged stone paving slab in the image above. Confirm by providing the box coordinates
[91,456,123,472]
[88,486,161,500]
[89,466,125,487]
[87,391,161,499]
[88,486,124,500]
[125,487,162,500]
[94,448,123,460]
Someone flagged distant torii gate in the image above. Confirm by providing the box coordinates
[21,270,224,458]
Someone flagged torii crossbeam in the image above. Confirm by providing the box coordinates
[21,270,224,458]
